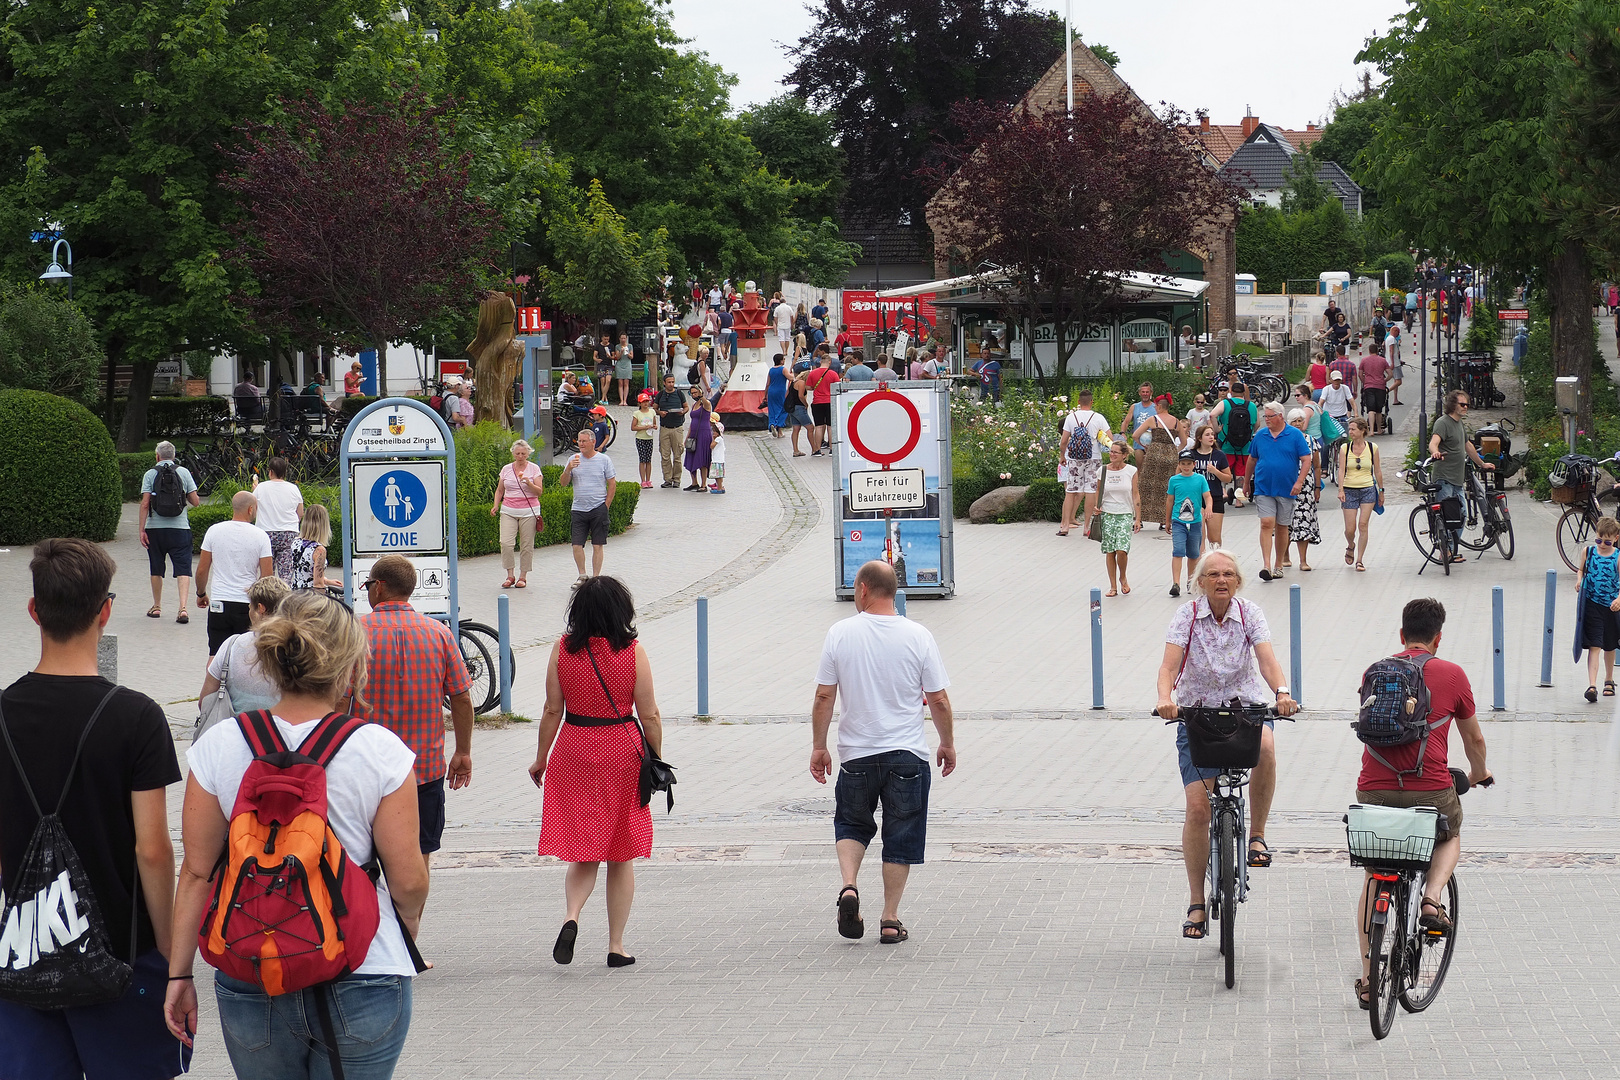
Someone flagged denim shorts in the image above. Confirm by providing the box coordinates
[145,525,193,578]
[1341,485,1379,509]
[1170,519,1203,558]
[0,948,192,1080]
[834,750,931,864]
[790,406,812,426]
[1252,494,1294,522]
[215,970,411,1080]
[418,778,446,854]
[1177,719,1274,787]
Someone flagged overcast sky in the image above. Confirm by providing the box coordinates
[667,0,1411,130]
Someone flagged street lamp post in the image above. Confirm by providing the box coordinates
[1417,283,1428,446]
[40,237,72,299]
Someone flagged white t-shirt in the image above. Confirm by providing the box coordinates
[1186,408,1211,434]
[921,357,939,378]
[1099,464,1137,515]
[207,632,282,715]
[710,423,726,464]
[253,479,303,532]
[187,715,418,977]
[815,612,950,763]
[775,304,795,334]
[201,520,272,602]
[1322,384,1355,419]
[1060,409,1110,461]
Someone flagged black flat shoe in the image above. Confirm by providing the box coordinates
[553,920,578,965]
[607,953,636,968]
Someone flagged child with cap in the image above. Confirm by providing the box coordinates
[1163,448,1211,597]
[632,391,658,488]
[708,416,727,493]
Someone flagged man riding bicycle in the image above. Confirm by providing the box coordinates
[1155,550,1298,940]
[1352,598,1490,1008]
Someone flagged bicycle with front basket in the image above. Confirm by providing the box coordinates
[1350,768,1494,1040]
[1550,453,1620,573]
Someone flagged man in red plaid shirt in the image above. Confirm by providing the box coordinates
[357,555,475,894]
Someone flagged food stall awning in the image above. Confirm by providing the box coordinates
[929,272,1210,307]
[875,273,1006,298]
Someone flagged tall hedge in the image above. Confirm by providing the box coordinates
[0,389,122,543]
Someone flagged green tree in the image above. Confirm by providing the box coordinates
[1278,154,1330,215]
[1307,97,1388,189]
[0,0,391,450]
[542,179,668,324]
[1359,0,1596,429]
[1235,201,1362,294]
[737,95,847,222]
[1552,0,1620,276]
[0,284,105,405]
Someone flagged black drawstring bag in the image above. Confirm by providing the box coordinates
[0,686,136,1009]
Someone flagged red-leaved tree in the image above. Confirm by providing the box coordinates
[222,89,501,389]
[926,92,1240,377]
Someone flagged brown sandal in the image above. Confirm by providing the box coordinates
[878,919,908,944]
[1355,978,1372,1010]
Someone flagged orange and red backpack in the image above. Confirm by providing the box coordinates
[199,711,381,995]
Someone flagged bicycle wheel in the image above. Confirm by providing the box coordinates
[1409,505,1449,567]
[1557,506,1597,573]
[1368,887,1404,1039]
[451,629,496,717]
[1399,875,1459,1013]
[1493,502,1515,561]
[1218,809,1238,988]
[459,622,513,714]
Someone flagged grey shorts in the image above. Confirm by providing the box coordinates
[1341,485,1379,509]
[1252,494,1294,522]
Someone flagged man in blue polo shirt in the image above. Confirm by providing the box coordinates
[1244,401,1312,582]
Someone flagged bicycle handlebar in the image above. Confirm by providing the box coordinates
[1153,704,1295,723]
[1449,766,1495,796]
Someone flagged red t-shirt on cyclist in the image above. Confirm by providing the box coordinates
[1356,648,1475,792]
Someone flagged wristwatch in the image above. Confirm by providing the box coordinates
[1274,685,1291,697]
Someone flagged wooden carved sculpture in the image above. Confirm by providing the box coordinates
[468,293,524,427]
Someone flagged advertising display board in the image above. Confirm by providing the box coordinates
[842,290,938,345]
[340,399,460,629]
[832,381,954,598]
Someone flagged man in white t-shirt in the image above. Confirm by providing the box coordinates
[1058,389,1112,537]
[195,490,273,658]
[810,561,955,945]
[774,297,795,351]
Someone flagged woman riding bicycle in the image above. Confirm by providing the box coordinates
[1155,550,1298,940]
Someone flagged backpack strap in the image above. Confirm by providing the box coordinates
[299,713,371,768]
[237,710,286,758]
[0,682,122,818]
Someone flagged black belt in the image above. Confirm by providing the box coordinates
[565,711,633,727]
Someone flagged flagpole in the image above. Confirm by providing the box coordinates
[1065,0,1074,115]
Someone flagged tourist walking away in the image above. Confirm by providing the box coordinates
[166,589,430,1077]
[775,293,795,354]
[1245,403,1311,581]
[196,490,274,659]
[139,440,202,623]
[766,354,791,436]
[1057,390,1111,536]
[0,539,189,1078]
[357,554,474,905]
[1575,517,1620,701]
[810,561,954,946]
[632,393,658,485]
[1099,438,1141,596]
[806,353,842,455]
[198,575,292,732]
[1155,550,1297,939]
[1284,410,1322,571]
[682,392,714,491]
[491,438,545,589]
[566,428,618,581]
[1338,419,1384,571]
[1191,425,1232,550]
[530,577,663,969]
[287,505,340,592]
[708,416,727,493]
[1133,394,1182,527]
[1165,449,1212,596]
[1428,391,1492,560]
[1350,598,1490,1008]
[786,364,813,456]
[1128,383,1156,468]
[251,457,305,582]
[1212,384,1257,506]
[654,374,689,487]
[1359,346,1392,436]
[1388,325,1404,404]
[1308,352,1329,393]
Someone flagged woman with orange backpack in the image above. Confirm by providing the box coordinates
[164,590,429,1079]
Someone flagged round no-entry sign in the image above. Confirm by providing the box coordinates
[846,388,921,466]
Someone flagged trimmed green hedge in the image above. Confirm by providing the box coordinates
[119,452,151,502]
[0,389,122,543]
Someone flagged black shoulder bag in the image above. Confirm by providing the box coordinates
[585,643,676,812]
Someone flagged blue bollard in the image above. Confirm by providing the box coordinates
[1289,583,1303,706]
[1090,587,1105,709]
[896,589,907,616]
[497,594,512,715]
[1492,585,1506,711]
[696,595,709,717]
[1540,569,1557,687]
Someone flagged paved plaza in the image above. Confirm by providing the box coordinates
[2,363,1619,1077]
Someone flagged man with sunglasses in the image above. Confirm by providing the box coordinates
[1428,390,1494,561]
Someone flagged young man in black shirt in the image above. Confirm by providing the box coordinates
[653,373,690,488]
[0,539,187,1076]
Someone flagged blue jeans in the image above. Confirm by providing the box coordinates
[834,750,931,864]
[1170,519,1203,559]
[215,972,411,1080]
[1437,480,1465,545]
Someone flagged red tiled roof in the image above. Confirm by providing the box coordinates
[1186,122,1323,165]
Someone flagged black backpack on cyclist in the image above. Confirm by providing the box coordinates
[1355,653,1444,788]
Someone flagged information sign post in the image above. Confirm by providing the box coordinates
[832,381,954,599]
[340,398,460,640]
[518,326,552,465]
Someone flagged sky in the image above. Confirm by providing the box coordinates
[667,0,1412,130]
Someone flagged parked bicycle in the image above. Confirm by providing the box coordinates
[1158,703,1291,989]
[1208,362,1287,405]
[1405,459,1460,576]
[1455,461,1515,561]
[1350,768,1494,1040]
[1551,453,1620,573]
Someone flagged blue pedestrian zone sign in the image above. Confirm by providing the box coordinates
[372,470,429,529]
[352,461,446,555]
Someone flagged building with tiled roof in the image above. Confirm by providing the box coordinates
[1217,120,1362,218]
[1187,109,1323,165]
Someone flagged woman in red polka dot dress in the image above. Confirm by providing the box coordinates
[529,577,663,968]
